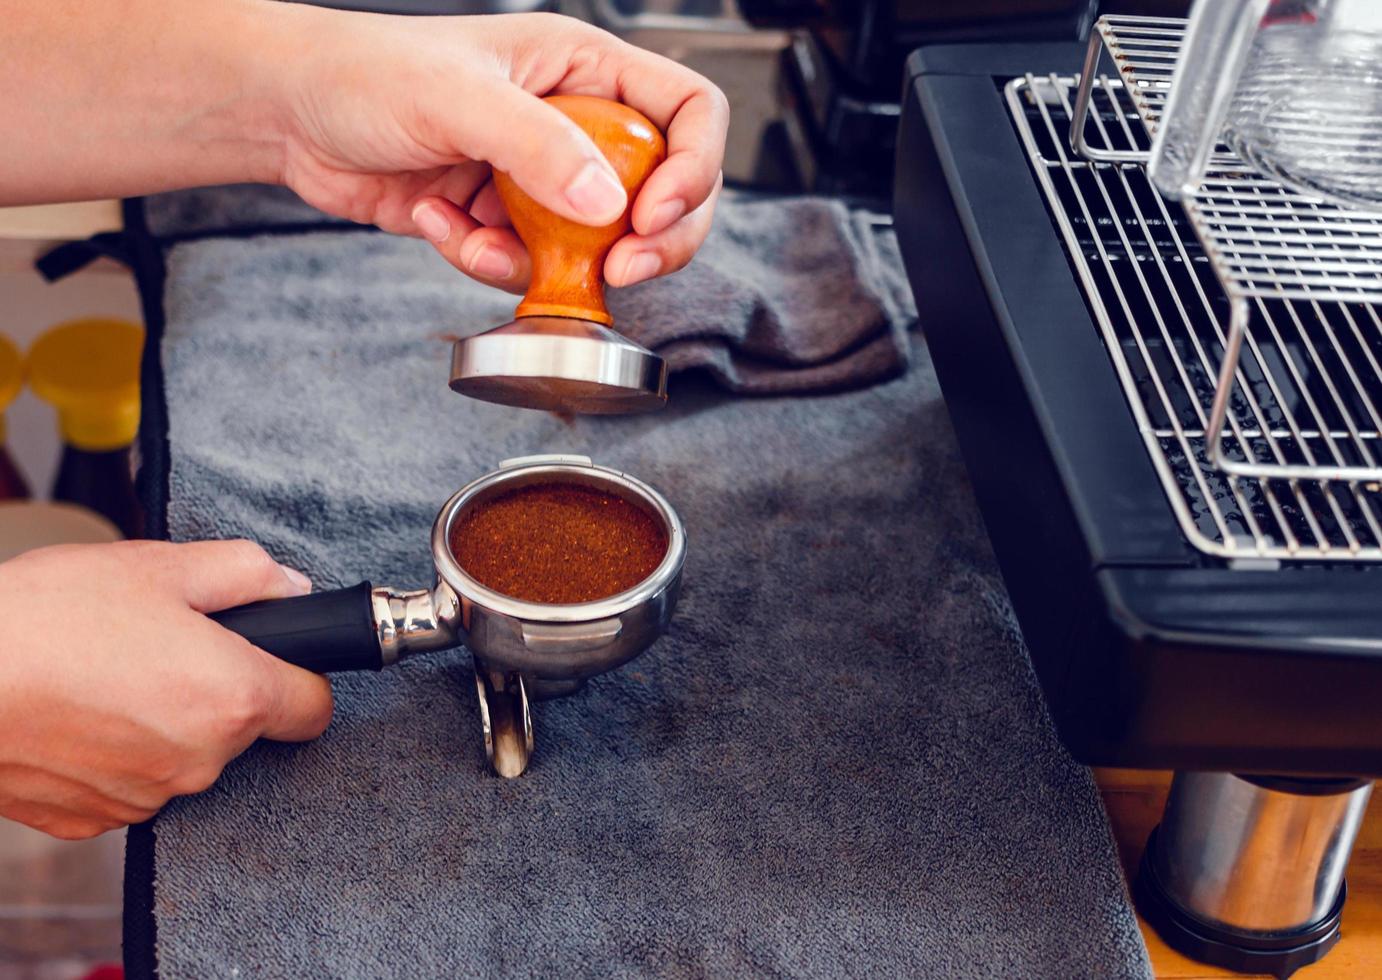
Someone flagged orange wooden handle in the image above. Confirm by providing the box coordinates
[494,96,667,327]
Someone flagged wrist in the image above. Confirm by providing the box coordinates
[197,0,311,188]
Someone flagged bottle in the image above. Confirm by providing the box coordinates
[0,334,29,501]
[27,318,144,538]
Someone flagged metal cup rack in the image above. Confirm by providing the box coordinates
[1071,16,1382,491]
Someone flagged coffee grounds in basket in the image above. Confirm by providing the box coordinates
[449,482,668,604]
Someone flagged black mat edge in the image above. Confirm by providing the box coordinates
[116,201,392,979]
[123,195,167,980]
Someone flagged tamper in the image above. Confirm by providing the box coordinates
[449,95,669,414]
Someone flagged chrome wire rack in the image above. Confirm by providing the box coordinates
[1071,15,1178,161]
[1009,73,1382,563]
[1071,15,1382,485]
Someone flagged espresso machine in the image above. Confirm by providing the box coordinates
[895,1,1382,974]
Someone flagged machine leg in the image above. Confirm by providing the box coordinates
[1137,772,1372,979]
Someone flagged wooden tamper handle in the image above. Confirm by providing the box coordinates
[494,96,667,327]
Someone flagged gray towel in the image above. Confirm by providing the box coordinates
[145,185,915,396]
[146,190,1151,978]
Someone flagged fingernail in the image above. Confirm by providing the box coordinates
[468,244,515,281]
[565,161,627,223]
[411,202,450,243]
[279,565,312,594]
[648,199,686,234]
[619,252,661,286]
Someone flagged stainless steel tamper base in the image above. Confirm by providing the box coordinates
[449,317,668,414]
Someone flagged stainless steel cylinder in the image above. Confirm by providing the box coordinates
[449,318,668,414]
[1152,772,1373,936]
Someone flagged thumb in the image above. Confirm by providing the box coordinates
[456,82,627,227]
[150,539,313,614]
[251,650,335,743]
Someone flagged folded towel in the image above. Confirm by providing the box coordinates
[131,186,1150,979]
[144,185,915,396]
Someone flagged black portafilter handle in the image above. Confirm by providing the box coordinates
[209,581,384,673]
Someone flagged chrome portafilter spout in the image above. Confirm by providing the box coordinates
[448,95,670,416]
[209,456,686,779]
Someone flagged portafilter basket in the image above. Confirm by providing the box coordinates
[211,455,686,777]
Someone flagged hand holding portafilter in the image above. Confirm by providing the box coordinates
[208,456,687,778]
[448,96,670,414]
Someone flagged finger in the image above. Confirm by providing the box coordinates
[172,617,334,749]
[434,164,493,220]
[455,226,531,293]
[605,175,721,287]
[411,195,480,247]
[436,81,628,227]
[132,540,311,614]
[581,45,729,237]
[1,803,114,841]
[0,766,156,827]
[631,90,728,237]
[467,179,510,229]
[412,197,531,293]
[251,649,335,743]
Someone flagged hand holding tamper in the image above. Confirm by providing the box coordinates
[449,96,670,414]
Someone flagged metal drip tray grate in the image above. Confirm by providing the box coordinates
[1079,16,1382,306]
[1008,74,1382,563]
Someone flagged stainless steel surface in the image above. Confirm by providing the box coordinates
[1152,772,1372,935]
[500,452,594,470]
[522,617,623,652]
[430,453,686,638]
[1070,15,1382,484]
[1071,15,1241,168]
[1071,16,1182,164]
[371,586,453,666]
[475,665,533,779]
[1083,16,1382,302]
[1142,6,1260,190]
[449,317,668,414]
[1010,73,1382,561]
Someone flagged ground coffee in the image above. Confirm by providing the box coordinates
[450,482,668,604]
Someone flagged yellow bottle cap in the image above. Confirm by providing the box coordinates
[0,334,21,444]
[27,318,144,451]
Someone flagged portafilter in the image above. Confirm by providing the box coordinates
[210,455,687,777]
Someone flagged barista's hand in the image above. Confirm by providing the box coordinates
[279,10,728,292]
[0,541,333,839]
